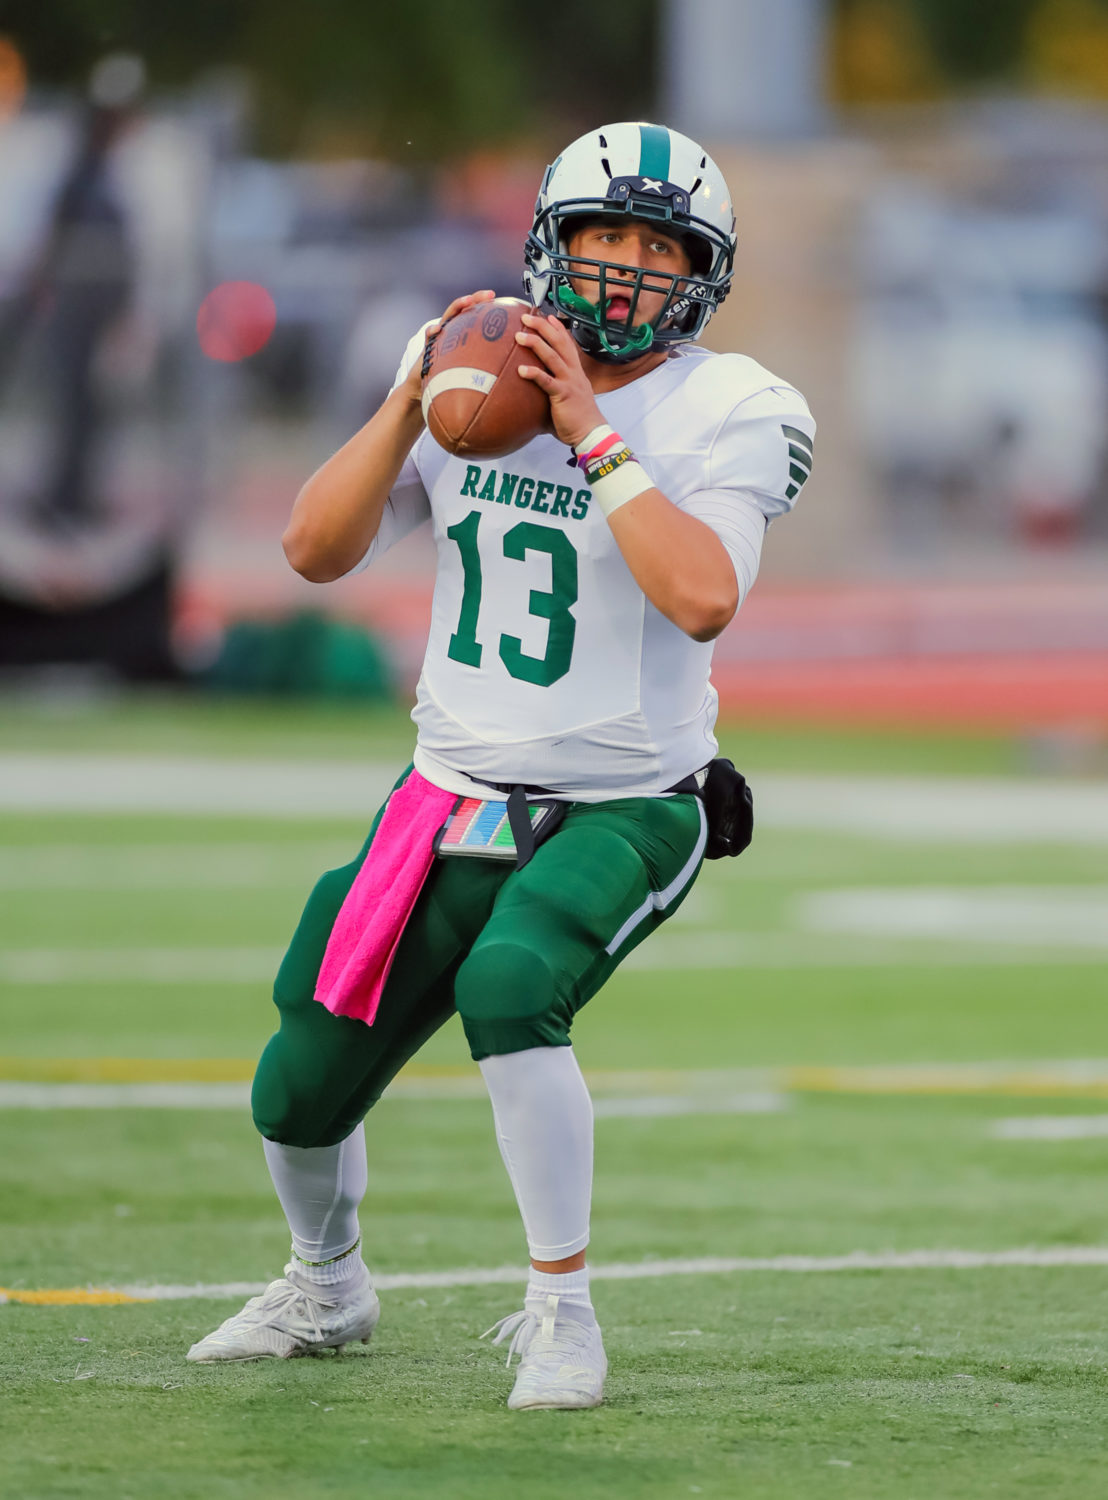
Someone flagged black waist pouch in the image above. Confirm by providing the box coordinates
[702,757,754,859]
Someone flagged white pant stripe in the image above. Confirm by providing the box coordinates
[604,799,707,957]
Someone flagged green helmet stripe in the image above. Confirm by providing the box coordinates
[638,123,670,181]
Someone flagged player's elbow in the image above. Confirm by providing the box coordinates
[672,575,739,642]
[282,511,346,583]
[685,604,735,643]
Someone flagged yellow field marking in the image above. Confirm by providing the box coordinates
[0,1058,484,1085]
[783,1065,1108,1097]
[0,1057,256,1083]
[7,1059,1108,1096]
[0,1287,151,1305]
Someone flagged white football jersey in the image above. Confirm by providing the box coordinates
[351,329,814,799]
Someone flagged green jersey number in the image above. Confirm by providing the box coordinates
[446,512,578,687]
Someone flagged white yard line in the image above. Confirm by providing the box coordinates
[10,1246,1108,1305]
[624,931,1108,970]
[6,929,1105,986]
[753,773,1108,845]
[592,1091,786,1118]
[0,843,350,889]
[798,886,1108,950]
[15,1057,1108,1105]
[0,947,285,983]
[991,1116,1108,1140]
[4,754,1108,843]
[0,754,396,820]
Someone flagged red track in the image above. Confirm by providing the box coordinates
[710,653,1108,730]
[178,575,1108,731]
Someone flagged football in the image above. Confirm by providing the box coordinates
[420,297,551,458]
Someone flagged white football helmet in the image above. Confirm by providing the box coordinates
[524,121,736,362]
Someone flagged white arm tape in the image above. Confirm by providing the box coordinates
[591,458,654,519]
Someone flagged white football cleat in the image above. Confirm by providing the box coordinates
[483,1293,607,1410]
[186,1259,380,1363]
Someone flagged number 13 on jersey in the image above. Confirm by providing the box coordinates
[445,511,579,688]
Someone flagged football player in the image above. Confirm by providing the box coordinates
[187,121,814,1410]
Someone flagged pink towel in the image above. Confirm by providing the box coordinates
[314,769,457,1026]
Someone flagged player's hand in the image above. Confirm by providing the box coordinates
[400,290,496,412]
[516,313,605,451]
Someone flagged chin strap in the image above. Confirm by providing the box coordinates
[553,285,654,359]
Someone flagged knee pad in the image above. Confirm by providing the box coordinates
[454,941,573,1059]
[250,1029,363,1148]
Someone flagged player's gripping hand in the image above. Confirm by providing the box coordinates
[516,313,605,451]
[399,290,497,412]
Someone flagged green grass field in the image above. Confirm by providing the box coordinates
[2,692,1107,1499]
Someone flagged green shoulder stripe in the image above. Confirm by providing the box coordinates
[783,423,813,502]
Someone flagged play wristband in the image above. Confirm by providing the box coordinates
[573,425,654,519]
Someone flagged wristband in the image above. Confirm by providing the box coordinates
[573,425,618,466]
[573,425,653,519]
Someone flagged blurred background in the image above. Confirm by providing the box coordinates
[2,0,1107,750]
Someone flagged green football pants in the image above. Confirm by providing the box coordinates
[251,779,706,1148]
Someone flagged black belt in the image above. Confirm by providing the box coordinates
[472,769,706,868]
[473,770,705,799]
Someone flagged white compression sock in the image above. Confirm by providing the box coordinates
[262,1127,368,1285]
[478,1046,594,1264]
[527,1264,595,1326]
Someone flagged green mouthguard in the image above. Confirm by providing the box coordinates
[554,285,654,357]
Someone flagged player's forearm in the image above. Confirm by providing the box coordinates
[606,491,739,642]
[283,386,425,583]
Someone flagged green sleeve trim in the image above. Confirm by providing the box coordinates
[782,424,813,458]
